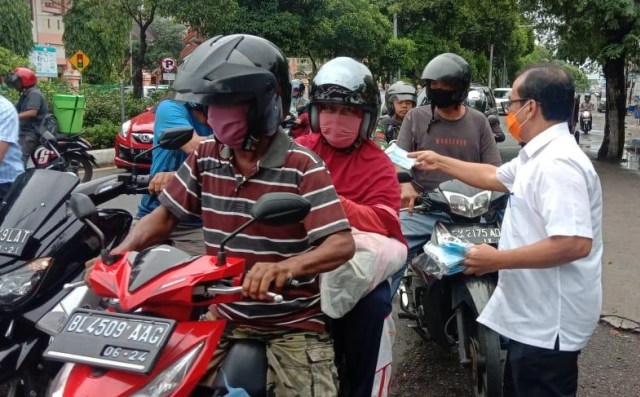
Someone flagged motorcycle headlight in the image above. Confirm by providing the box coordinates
[443,191,491,218]
[119,120,132,139]
[0,257,52,306]
[132,342,204,397]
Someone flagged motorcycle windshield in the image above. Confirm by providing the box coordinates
[0,169,79,258]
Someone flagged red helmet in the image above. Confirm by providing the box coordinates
[7,67,37,89]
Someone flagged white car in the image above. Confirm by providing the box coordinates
[493,87,511,115]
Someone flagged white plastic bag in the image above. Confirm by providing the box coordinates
[320,228,407,319]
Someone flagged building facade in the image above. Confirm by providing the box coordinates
[28,0,68,74]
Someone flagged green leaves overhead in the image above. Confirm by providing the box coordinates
[63,0,130,83]
[0,0,34,57]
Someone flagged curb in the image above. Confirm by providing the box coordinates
[90,148,115,167]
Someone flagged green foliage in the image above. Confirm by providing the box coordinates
[139,17,187,70]
[83,120,120,149]
[375,37,419,79]
[0,47,32,77]
[520,0,640,159]
[385,0,534,83]
[159,0,240,40]
[0,0,34,57]
[63,0,130,83]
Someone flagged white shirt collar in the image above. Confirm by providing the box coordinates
[522,122,569,160]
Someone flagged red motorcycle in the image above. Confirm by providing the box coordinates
[43,192,311,397]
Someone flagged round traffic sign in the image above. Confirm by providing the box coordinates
[161,58,176,72]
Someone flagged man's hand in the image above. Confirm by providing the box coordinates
[463,244,500,276]
[148,172,176,194]
[242,262,294,301]
[400,182,420,214]
[408,150,440,171]
[84,256,99,286]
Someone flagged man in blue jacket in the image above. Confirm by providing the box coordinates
[136,98,212,255]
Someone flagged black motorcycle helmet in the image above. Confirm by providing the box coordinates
[309,57,380,140]
[385,81,417,116]
[422,53,471,107]
[172,34,291,147]
[584,93,591,101]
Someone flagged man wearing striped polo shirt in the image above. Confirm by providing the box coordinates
[91,35,354,396]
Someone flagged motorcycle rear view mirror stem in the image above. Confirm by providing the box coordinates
[68,192,120,266]
[131,127,194,177]
[216,193,312,266]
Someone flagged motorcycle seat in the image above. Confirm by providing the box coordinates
[212,339,267,396]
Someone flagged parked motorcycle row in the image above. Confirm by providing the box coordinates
[0,124,511,396]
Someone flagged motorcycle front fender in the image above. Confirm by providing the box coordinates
[451,274,497,314]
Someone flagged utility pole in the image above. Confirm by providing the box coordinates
[394,13,400,82]
[488,44,494,89]
[502,57,507,87]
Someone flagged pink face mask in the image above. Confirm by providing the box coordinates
[319,112,362,149]
[207,103,249,149]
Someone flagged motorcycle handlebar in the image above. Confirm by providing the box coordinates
[206,286,283,303]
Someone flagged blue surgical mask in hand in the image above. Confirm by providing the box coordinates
[384,142,417,170]
[412,241,472,278]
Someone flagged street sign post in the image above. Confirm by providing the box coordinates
[69,50,91,73]
[160,58,176,84]
[29,46,58,78]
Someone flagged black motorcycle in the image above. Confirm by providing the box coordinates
[398,179,508,397]
[0,128,193,397]
[30,130,97,183]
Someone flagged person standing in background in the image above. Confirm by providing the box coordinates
[0,95,25,198]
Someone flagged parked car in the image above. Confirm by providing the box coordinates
[467,85,499,117]
[493,87,511,115]
[123,84,171,98]
[114,107,155,171]
[598,98,606,113]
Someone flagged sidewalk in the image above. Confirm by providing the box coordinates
[579,113,640,330]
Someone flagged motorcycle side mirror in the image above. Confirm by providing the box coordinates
[69,192,98,221]
[69,193,118,265]
[216,193,311,266]
[250,192,311,226]
[131,127,194,178]
[157,127,194,150]
[39,130,57,148]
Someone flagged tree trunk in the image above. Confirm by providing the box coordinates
[598,55,626,160]
[132,26,147,100]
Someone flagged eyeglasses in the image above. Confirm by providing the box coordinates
[506,98,533,109]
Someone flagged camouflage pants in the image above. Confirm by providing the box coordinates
[203,326,338,397]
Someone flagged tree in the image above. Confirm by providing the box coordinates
[520,0,640,161]
[520,45,590,92]
[384,0,533,84]
[63,0,130,83]
[120,0,161,99]
[0,0,34,57]
[159,0,239,40]
[0,47,32,77]
[140,17,186,71]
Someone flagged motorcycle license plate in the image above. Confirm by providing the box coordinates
[447,224,501,244]
[44,309,175,374]
[0,228,33,256]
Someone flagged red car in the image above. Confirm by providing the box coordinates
[114,107,155,171]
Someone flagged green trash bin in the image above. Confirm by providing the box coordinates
[53,94,86,134]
